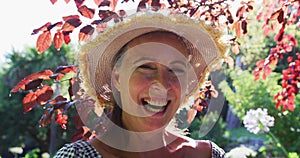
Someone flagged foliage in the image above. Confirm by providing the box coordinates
[251,0,299,111]
[219,69,300,154]
[23,148,40,158]
[188,112,230,149]
[0,45,76,155]
[9,0,300,153]
[236,17,276,70]
[219,68,282,118]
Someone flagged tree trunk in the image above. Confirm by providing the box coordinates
[226,108,241,130]
[49,83,60,155]
[49,118,58,154]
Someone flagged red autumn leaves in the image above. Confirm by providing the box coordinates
[33,0,122,53]
[187,81,218,124]
[274,54,300,112]
[33,16,78,53]
[11,66,78,129]
[253,2,299,112]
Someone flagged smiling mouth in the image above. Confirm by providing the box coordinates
[142,98,170,113]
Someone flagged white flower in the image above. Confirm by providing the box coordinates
[9,147,23,154]
[243,108,275,134]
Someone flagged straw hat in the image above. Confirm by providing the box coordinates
[78,11,228,107]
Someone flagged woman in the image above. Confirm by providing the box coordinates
[54,11,228,158]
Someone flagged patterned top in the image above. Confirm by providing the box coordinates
[54,140,226,158]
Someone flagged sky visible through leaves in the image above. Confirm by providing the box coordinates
[0,0,137,65]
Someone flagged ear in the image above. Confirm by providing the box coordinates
[112,66,120,91]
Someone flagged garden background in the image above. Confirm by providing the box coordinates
[0,0,299,157]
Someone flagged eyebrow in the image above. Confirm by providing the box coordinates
[132,57,188,67]
[170,60,188,67]
[132,57,157,65]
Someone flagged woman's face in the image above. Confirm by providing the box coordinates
[112,33,191,132]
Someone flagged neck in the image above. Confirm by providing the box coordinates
[90,131,179,158]
[98,125,169,152]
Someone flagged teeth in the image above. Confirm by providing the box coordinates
[144,98,167,107]
[144,104,166,113]
[143,98,168,113]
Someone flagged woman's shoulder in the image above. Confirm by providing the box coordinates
[53,140,102,158]
[208,140,226,158]
[173,134,226,158]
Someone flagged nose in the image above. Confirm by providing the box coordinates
[149,82,168,99]
[148,66,172,97]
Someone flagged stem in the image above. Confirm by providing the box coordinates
[268,131,289,158]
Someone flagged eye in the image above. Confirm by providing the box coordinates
[138,64,156,70]
[136,64,157,74]
[169,67,186,75]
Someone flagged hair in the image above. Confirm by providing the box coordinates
[108,30,192,129]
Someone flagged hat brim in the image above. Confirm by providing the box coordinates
[78,12,227,105]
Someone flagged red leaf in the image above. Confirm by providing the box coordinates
[236,6,246,19]
[55,65,78,73]
[11,70,53,93]
[22,92,37,113]
[53,100,69,110]
[263,66,272,80]
[78,5,95,19]
[47,21,63,31]
[196,105,204,112]
[232,43,240,55]
[50,95,68,104]
[62,23,75,32]
[32,22,51,35]
[51,73,65,80]
[50,0,58,4]
[63,31,72,44]
[274,25,285,42]
[39,109,53,127]
[256,8,262,20]
[36,31,52,53]
[62,19,82,32]
[68,78,75,98]
[55,112,68,129]
[271,20,280,31]
[36,85,54,105]
[277,10,284,23]
[287,35,297,47]
[78,32,89,42]
[241,20,247,35]
[54,30,64,51]
[235,21,242,38]
[28,70,53,81]
[263,24,272,36]
[287,103,295,111]
[226,10,234,24]
[99,0,110,7]
[63,15,80,21]
[270,9,282,20]
[25,79,43,91]
[288,56,293,62]
[94,0,103,6]
[98,10,118,22]
[256,59,265,67]
[74,0,85,8]
[11,80,30,93]
[79,25,95,41]
[65,0,71,3]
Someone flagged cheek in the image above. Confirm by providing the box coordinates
[128,73,150,97]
